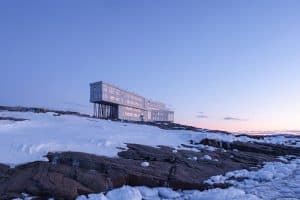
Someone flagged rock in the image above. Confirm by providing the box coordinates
[0,164,9,174]
[0,116,27,121]
[200,138,300,156]
[0,161,92,200]
[0,141,299,199]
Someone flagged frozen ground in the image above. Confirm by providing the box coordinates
[0,110,299,164]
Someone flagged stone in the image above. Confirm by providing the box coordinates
[0,140,299,199]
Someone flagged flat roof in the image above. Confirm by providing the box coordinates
[90,81,167,106]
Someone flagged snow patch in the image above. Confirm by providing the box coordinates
[201,155,212,160]
[106,186,142,200]
[77,193,107,200]
[157,187,181,199]
[141,161,150,167]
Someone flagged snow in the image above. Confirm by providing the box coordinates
[12,193,34,200]
[0,111,200,164]
[0,110,299,164]
[184,187,261,200]
[106,186,142,200]
[77,193,107,200]
[201,155,212,160]
[1,110,299,199]
[135,186,159,199]
[198,155,219,162]
[77,187,259,200]
[206,157,300,185]
[205,157,300,199]
[141,161,150,167]
[157,187,181,199]
[188,156,198,161]
[262,135,300,147]
[77,156,300,200]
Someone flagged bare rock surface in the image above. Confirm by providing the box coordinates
[199,138,300,156]
[0,105,91,118]
[0,116,27,121]
[0,140,299,200]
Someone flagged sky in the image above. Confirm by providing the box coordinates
[0,0,300,132]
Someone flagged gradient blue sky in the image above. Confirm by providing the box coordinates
[1,1,300,132]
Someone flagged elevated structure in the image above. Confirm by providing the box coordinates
[90,81,174,122]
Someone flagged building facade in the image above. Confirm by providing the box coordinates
[90,81,174,122]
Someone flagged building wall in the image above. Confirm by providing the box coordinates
[91,82,145,110]
[118,105,147,121]
[90,81,174,122]
[167,112,174,122]
[151,110,174,122]
[90,82,102,102]
[145,99,166,110]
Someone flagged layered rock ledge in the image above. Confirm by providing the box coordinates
[0,140,299,200]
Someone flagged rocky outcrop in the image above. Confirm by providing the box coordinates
[199,138,300,156]
[0,141,299,200]
[0,116,27,121]
[0,106,91,118]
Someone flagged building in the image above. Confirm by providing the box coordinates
[90,81,174,122]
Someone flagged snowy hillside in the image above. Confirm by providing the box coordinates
[0,109,299,165]
[0,107,300,200]
[0,110,223,164]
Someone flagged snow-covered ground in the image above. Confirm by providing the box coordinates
[0,110,299,165]
[0,110,214,164]
[1,110,299,200]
